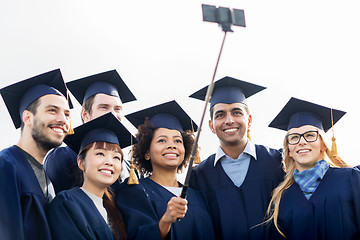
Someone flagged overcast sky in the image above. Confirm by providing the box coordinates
[1,1,359,169]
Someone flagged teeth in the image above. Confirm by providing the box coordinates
[298,149,310,153]
[165,154,177,157]
[224,128,237,133]
[100,170,112,175]
[52,128,64,133]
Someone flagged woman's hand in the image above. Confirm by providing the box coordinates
[159,196,188,239]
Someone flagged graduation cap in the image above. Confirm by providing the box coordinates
[268,97,346,132]
[0,69,73,129]
[64,112,137,154]
[189,76,266,108]
[126,100,198,133]
[66,70,136,105]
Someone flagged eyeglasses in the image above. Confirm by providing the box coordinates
[285,130,319,145]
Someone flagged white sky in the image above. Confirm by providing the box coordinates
[1,1,359,170]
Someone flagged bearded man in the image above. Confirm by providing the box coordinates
[0,69,72,240]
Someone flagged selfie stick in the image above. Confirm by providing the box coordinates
[180,4,246,199]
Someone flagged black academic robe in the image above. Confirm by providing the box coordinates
[0,145,52,240]
[44,146,78,194]
[116,177,216,240]
[276,167,360,240]
[190,144,284,240]
[48,187,117,240]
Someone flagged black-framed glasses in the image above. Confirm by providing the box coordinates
[285,130,319,145]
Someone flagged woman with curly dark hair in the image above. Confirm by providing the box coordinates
[116,100,215,240]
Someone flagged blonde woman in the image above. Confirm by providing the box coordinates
[266,97,360,240]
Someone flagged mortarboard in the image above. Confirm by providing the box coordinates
[0,69,73,129]
[64,112,137,154]
[268,97,346,132]
[66,70,136,105]
[125,100,198,132]
[189,76,266,108]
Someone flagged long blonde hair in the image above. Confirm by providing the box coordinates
[265,129,350,238]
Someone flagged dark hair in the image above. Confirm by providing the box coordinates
[133,119,196,176]
[81,94,96,123]
[77,142,127,240]
[20,98,41,131]
[103,189,127,240]
[210,106,214,120]
[209,102,250,120]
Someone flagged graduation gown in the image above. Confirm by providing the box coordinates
[0,145,52,240]
[48,187,116,240]
[116,177,216,240]
[44,146,78,194]
[277,167,360,240]
[189,144,284,240]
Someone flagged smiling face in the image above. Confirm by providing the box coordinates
[287,125,326,172]
[147,128,185,172]
[209,102,252,149]
[29,94,71,151]
[78,142,122,196]
[82,93,123,122]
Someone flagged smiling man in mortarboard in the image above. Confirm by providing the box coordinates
[188,76,285,240]
[0,69,72,240]
[44,70,137,194]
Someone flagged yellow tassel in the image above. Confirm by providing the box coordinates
[66,90,74,135]
[127,163,139,185]
[330,136,338,159]
[67,119,74,135]
[191,121,200,164]
[127,145,139,185]
[194,150,201,164]
[329,108,338,159]
[247,128,251,141]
